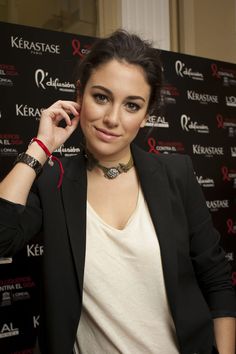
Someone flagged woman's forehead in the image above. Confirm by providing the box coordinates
[86,59,151,96]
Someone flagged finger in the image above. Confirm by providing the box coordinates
[48,108,72,126]
[53,100,80,116]
[64,114,80,134]
[60,103,80,117]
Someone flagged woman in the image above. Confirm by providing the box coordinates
[0,30,235,354]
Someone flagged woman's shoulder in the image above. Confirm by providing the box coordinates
[155,152,192,172]
[133,144,192,172]
[132,145,195,191]
[151,152,193,182]
[154,151,189,164]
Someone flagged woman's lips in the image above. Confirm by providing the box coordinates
[94,127,121,141]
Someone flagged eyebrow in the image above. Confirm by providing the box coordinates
[91,85,146,102]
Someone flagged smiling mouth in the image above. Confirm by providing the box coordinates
[95,127,121,137]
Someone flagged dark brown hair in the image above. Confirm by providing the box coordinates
[75,29,163,116]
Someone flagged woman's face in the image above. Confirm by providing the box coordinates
[79,59,151,161]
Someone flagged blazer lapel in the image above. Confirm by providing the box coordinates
[132,145,178,318]
[61,154,87,294]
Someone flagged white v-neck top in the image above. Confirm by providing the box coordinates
[74,188,179,354]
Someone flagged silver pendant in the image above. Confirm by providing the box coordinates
[104,167,120,179]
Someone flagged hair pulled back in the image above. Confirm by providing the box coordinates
[76,29,163,116]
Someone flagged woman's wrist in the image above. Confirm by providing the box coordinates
[26,141,48,165]
[28,137,64,188]
[35,135,56,153]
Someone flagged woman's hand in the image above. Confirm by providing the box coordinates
[0,101,80,204]
[36,100,80,152]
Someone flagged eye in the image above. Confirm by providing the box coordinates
[126,102,140,112]
[93,93,108,104]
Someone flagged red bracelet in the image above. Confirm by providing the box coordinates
[30,137,64,189]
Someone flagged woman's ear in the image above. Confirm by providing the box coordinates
[140,114,148,128]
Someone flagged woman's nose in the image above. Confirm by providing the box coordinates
[103,106,120,127]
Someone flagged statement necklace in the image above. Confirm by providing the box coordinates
[84,149,134,179]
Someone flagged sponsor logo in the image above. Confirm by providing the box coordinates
[225,252,234,261]
[145,115,169,128]
[222,166,236,188]
[175,60,204,80]
[222,76,236,87]
[0,277,35,291]
[187,90,218,104]
[216,114,236,137]
[221,166,236,183]
[196,175,215,187]
[0,64,18,86]
[0,64,19,76]
[0,322,19,338]
[180,114,209,133]
[211,63,236,86]
[0,281,20,292]
[227,219,236,235]
[0,134,23,146]
[1,291,30,307]
[35,69,75,92]
[206,199,229,212]
[0,134,23,157]
[148,137,184,154]
[12,291,30,301]
[192,144,224,157]
[211,63,233,78]
[161,84,179,105]
[0,148,18,156]
[11,36,60,55]
[226,96,236,107]
[16,104,44,120]
[72,39,91,57]
[27,244,44,257]
[54,144,81,157]
[33,315,40,328]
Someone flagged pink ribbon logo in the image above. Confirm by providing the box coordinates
[216,114,224,128]
[148,137,159,154]
[221,166,230,181]
[227,219,236,234]
[211,63,220,78]
[72,39,83,58]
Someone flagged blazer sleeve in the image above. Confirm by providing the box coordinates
[183,155,236,318]
[0,187,42,257]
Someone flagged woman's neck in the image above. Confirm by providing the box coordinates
[84,147,134,179]
[84,146,132,168]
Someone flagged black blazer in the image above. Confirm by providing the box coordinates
[0,144,235,354]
